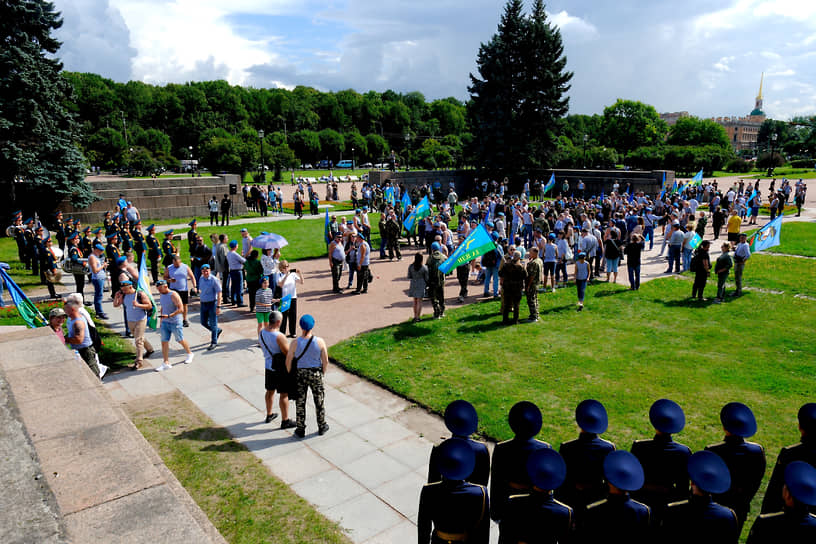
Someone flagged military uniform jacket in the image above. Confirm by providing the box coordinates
[131,230,145,253]
[120,230,132,252]
[557,433,616,514]
[147,234,160,259]
[499,262,527,294]
[705,436,766,519]
[761,436,816,514]
[630,434,691,517]
[80,235,93,257]
[187,229,197,253]
[418,480,489,544]
[525,258,543,290]
[747,507,816,543]
[580,493,651,544]
[661,495,739,544]
[162,239,175,265]
[105,243,121,265]
[490,438,551,522]
[103,218,115,235]
[499,491,573,544]
[428,439,491,486]
[24,228,36,254]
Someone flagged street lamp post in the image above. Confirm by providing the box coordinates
[768,132,778,176]
[582,134,589,169]
[404,132,411,171]
[351,147,355,171]
[188,145,193,174]
[258,129,265,183]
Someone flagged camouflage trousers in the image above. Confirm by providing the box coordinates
[295,368,326,431]
[526,287,539,320]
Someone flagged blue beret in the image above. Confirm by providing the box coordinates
[444,400,478,437]
[431,242,442,251]
[299,314,315,331]
[436,438,476,481]
[229,240,238,248]
[116,256,127,265]
[93,244,105,251]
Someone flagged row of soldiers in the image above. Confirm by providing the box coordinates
[419,399,816,543]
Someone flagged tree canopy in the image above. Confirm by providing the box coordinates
[601,99,668,155]
[0,0,94,209]
[468,0,572,172]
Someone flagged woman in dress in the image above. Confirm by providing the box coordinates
[407,253,429,323]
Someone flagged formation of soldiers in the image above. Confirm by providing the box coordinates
[419,399,816,543]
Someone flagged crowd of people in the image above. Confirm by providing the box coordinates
[420,398,816,543]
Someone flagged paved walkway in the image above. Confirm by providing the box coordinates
[13,176,815,542]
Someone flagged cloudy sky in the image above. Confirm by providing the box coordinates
[53,0,816,120]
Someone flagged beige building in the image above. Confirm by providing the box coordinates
[712,75,767,152]
[659,111,689,126]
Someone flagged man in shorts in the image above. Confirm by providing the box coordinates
[259,311,296,428]
[155,279,193,371]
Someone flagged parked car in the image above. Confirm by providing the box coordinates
[317,159,330,168]
[302,163,314,169]
[360,162,373,169]
[336,160,354,168]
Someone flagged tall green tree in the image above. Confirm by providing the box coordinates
[0,0,93,209]
[666,116,730,149]
[601,99,668,155]
[468,0,571,171]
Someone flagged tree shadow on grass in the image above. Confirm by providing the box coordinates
[392,322,435,341]
[591,288,630,298]
[652,297,723,308]
[173,426,232,442]
[542,303,581,315]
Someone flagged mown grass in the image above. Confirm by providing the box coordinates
[746,221,816,258]
[739,254,816,296]
[126,392,351,544]
[330,272,816,540]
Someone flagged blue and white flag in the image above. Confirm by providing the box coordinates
[542,173,556,195]
[439,224,496,274]
[690,168,704,185]
[384,186,395,206]
[280,293,292,313]
[749,215,782,252]
[403,195,431,232]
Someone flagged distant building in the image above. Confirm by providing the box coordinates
[711,74,766,153]
[659,111,689,126]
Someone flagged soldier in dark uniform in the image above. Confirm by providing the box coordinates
[499,251,527,324]
[80,227,93,257]
[747,461,816,542]
[105,233,122,296]
[23,219,38,274]
[661,450,739,544]
[131,220,145,264]
[491,401,551,522]
[385,211,402,261]
[187,219,198,255]
[34,225,46,283]
[103,211,114,236]
[427,242,447,319]
[631,398,692,523]
[66,233,86,299]
[500,448,574,544]
[558,399,617,518]
[42,237,59,298]
[705,402,766,529]
[92,227,105,249]
[119,223,133,254]
[161,230,176,270]
[146,224,161,282]
[418,438,490,544]
[53,211,65,251]
[220,194,231,226]
[12,213,28,266]
[428,400,490,486]
[761,403,816,514]
[580,450,651,544]
[64,217,76,245]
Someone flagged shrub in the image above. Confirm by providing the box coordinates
[724,158,752,173]
[789,158,815,169]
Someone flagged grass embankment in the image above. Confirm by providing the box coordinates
[330,257,816,540]
[126,392,351,544]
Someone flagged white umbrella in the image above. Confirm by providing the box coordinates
[251,233,289,250]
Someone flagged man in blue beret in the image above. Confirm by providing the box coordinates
[631,399,692,524]
[580,450,651,543]
[419,438,490,544]
[705,402,766,529]
[661,451,739,543]
[558,399,617,518]
[761,403,816,514]
[491,401,551,522]
[284,315,329,438]
[748,461,816,542]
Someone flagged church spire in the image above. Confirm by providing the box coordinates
[757,72,764,101]
[752,73,764,116]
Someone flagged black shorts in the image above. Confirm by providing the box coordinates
[173,289,189,305]
[543,262,555,275]
[727,232,739,242]
[265,368,282,392]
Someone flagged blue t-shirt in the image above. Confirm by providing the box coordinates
[198,274,221,303]
[68,315,93,349]
[166,263,189,291]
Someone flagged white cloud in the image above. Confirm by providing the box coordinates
[548,10,599,41]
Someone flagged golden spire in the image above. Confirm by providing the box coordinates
[757,72,764,101]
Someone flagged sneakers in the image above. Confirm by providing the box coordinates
[182,320,190,327]
[206,343,216,351]
[184,352,195,364]
[98,364,108,380]
[294,427,306,438]
[265,413,279,424]
[457,296,464,303]
[216,328,223,341]
[155,362,172,372]
[318,424,330,436]
[144,349,154,359]
[280,419,296,430]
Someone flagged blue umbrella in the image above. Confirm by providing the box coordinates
[251,233,289,250]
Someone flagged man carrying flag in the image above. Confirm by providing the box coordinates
[324,209,331,245]
[542,173,556,196]
[403,195,431,233]
[137,254,158,330]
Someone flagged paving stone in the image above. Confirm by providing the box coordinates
[322,493,404,543]
[160,364,222,396]
[362,519,416,544]
[342,380,412,416]
[114,369,178,399]
[224,374,267,413]
[16,388,120,443]
[372,470,425,519]
[329,398,382,428]
[266,447,332,484]
[343,450,413,490]
[352,417,415,449]
[291,469,367,509]
[309,430,377,467]
[381,436,434,471]
[35,421,164,515]
[4,360,98,403]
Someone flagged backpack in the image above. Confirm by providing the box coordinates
[481,249,498,268]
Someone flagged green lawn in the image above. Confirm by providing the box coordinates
[126,392,351,544]
[740,254,816,296]
[330,266,816,540]
[712,167,816,179]
[749,221,816,258]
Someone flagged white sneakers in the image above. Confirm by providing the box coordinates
[155,363,172,372]
[184,352,195,364]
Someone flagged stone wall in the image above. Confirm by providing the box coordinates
[58,174,247,224]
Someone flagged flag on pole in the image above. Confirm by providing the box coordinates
[749,215,782,252]
[542,173,556,195]
[0,268,47,328]
[658,172,667,200]
[628,185,635,203]
[688,233,702,250]
[401,191,412,213]
[280,293,292,312]
[402,195,431,233]
[439,224,497,274]
[384,186,395,206]
[324,209,331,244]
[137,256,158,329]
[691,168,704,185]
